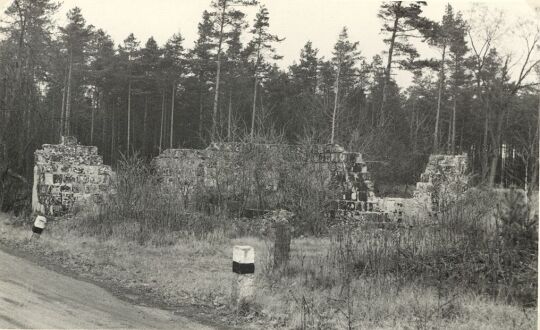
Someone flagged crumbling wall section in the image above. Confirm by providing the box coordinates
[32,136,114,216]
[154,144,471,223]
[153,143,376,215]
[413,154,469,215]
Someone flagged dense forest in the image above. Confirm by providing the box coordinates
[0,0,538,210]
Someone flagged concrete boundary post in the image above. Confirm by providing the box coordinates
[232,245,255,308]
[32,215,47,239]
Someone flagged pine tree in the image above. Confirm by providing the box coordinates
[447,10,468,154]
[288,41,320,139]
[140,36,162,156]
[88,29,115,149]
[423,4,463,154]
[377,1,429,126]
[163,33,185,148]
[59,7,94,137]
[223,17,247,141]
[290,41,319,94]
[190,10,217,145]
[330,27,361,144]
[0,0,59,179]
[245,5,282,140]
[209,0,257,140]
[118,33,140,155]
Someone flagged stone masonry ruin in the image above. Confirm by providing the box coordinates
[30,136,470,222]
[31,136,114,217]
[153,143,470,222]
[370,154,469,222]
[413,154,469,216]
[152,142,378,217]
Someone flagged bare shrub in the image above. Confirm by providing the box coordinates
[204,133,339,236]
[72,153,228,244]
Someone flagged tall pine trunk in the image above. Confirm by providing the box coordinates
[101,94,106,156]
[532,89,540,192]
[91,88,97,145]
[170,83,175,149]
[433,44,446,154]
[59,76,67,139]
[488,101,511,187]
[159,90,165,153]
[488,146,499,187]
[90,102,95,144]
[250,46,262,141]
[127,80,131,156]
[450,56,460,155]
[143,95,148,156]
[250,77,258,141]
[212,3,227,140]
[482,101,490,180]
[198,79,204,143]
[379,9,400,126]
[212,56,222,140]
[64,49,73,136]
[110,98,116,165]
[227,89,232,141]
[331,64,341,144]
[451,94,457,154]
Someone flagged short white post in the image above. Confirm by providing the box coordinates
[232,245,255,308]
[31,215,47,239]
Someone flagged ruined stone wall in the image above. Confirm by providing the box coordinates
[365,154,469,222]
[153,144,473,222]
[153,142,376,215]
[32,136,114,217]
[413,154,469,216]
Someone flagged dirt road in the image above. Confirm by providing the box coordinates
[0,248,214,329]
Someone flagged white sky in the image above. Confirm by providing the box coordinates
[1,0,539,86]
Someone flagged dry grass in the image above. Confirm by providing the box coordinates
[0,213,535,329]
[2,155,535,328]
[254,235,537,329]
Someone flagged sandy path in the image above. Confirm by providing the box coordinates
[0,248,214,329]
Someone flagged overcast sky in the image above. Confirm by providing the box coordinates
[1,0,539,85]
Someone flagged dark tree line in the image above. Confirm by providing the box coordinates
[0,0,538,211]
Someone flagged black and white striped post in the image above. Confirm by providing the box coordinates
[31,215,47,239]
[232,245,255,307]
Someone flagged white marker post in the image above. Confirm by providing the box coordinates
[232,245,255,308]
[32,215,47,239]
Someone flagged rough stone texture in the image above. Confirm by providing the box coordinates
[358,154,470,222]
[412,154,469,215]
[153,144,473,222]
[375,197,406,222]
[153,142,376,216]
[32,136,114,217]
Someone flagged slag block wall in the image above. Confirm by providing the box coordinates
[32,136,113,216]
[153,143,375,213]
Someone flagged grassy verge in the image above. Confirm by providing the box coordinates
[0,213,535,329]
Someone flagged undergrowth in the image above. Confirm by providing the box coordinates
[64,153,537,328]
